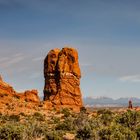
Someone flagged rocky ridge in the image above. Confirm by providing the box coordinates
[0,75,40,114]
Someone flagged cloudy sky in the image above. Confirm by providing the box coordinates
[0,0,140,99]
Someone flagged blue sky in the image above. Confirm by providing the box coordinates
[0,0,140,99]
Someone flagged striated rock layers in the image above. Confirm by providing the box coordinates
[44,47,83,111]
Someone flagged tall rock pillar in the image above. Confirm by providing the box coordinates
[44,47,83,111]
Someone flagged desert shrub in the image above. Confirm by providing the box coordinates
[96,109,113,126]
[88,118,101,130]
[55,117,74,131]
[0,123,24,140]
[80,107,87,113]
[45,130,62,140]
[100,113,113,126]
[76,125,95,140]
[1,114,20,123]
[52,116,60,123]
[135,126,140,138]
[32,112,45,121]
[1,108,140,139]
[9,114,20,122]
[112,125,137,140]
[0,115,9,123]
[116,110,140,130]
[98,123,137,140]
[23,121,47,140]
[73,112,88,129]
[98,127,112,140]
[61,108,71,118]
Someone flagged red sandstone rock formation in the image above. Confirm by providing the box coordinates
[44,47,83,111]
[0,75,40,114]
[16,90,40,103]
[0,76,15,95]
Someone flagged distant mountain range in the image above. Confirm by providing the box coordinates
[83,97,140,107]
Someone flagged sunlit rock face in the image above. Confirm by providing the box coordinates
[44,47,83,111]
[0,75,40,114]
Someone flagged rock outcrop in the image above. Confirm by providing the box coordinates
[0,75,40,114]
[0,76,15,95]
[16,90,40,103]
[44,47,83,111]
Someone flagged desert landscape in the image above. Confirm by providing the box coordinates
[0,47,140,140]
[1,0,140,140]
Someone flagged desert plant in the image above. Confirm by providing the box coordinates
[45,130,62,140]
[135,126,140,138]
[23,121,47,140]
[80,107,87,113]
[32,112,45,121]
[116,110,140,130]
[55,117,74,131]
[76,125,95,140]
[0,123,24,140]
[98,127,112,140]
[61,108,71,118]
[9,114,20,122]
[73,112,88,129]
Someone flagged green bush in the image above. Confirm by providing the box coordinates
[135,126,140,138]
[116,110,140,130]
[32,112,45,121]
[98,127,112,140]
[61,108,71,118]
[0,123,24,140]
[0,109,140,139]
[55,117,74,131]
[23,121,47,140]
[45,131,62,140]
[76,125,95,140]
[9,114,20,122]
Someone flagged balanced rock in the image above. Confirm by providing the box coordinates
[44,47,83,111]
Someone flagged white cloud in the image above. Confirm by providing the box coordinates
[0,53,25,68]
[119,75,140,83]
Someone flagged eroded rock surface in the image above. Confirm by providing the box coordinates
[0,76,15,95]
[0,75,40,114]
[44,47,83,111]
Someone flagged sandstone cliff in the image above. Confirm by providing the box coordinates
[44,47,83,111]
